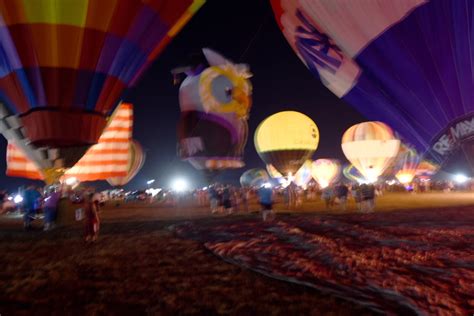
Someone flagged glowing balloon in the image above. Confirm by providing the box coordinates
[0,0,204,178]
[415,159,440,179]
[394,145,421,185]
[107,141,145,187]
[311,159,340,188]
[240,169,269,188]
[177,49,252,177]
[293,160,313,187]
[270,1,474,167]
[343,164,366,184]
[341,122,400,183]
[255,111,319,176]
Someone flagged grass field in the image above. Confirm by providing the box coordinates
[0,192,473,315]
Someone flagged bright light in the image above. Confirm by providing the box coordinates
[202,186,208,191]
[263,182,272,188]
[65,177,78,186]
[318,180,329,189]
[386,180,396,186]
[171,178,188,192]
[147,179,155,185]
[397,173,414,185]
[14,194,23,204]
[7,196,13,201]
[454,174,469,183]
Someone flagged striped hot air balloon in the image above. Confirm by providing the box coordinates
[0,0,204,180]
[342,122,400,183]
[106,140,145,187]
[7,103,138,184]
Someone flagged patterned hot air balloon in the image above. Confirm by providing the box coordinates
[0,0,204,180]
[240,168,269,188]
[394,145,421,185]
[341,122,400,183]
[106,140,145,187]
[255,111,319,176]
[293,160,313,188]
[7,103,139,183]
[177,48,252,180]
[311,159,341,188]
[270,0,474,168]
[343,164,366,184]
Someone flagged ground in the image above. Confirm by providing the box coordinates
[0,192,473,315]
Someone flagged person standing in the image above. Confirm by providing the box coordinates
[43,187,61,231]
[321,185,334,210]
[335,183,349,211]
[22,185,41,230]
[208,185,218,214]
[222,185,233,214]
[360,183,376,213]
[258,184,274,221]
[84,192,100,242]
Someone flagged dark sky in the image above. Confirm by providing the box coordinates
[0,0,468,191]
[123,0,366,189]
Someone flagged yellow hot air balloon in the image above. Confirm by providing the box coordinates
[311,159,341,188]
[255,111,319,176]
[341,122,400,183]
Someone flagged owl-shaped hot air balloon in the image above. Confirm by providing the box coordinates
[177,48,252,178]
[0,0,204,182]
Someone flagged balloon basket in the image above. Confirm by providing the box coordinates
[55,198,83,227]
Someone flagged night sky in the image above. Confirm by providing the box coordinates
[0,0,468,191]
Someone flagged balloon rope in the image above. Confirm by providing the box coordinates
[238,13,270,62]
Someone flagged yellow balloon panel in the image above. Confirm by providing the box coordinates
[254,111,319,153]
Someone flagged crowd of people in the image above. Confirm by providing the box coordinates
[10,185,101,243]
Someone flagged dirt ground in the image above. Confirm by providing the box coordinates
[1,192,473,315]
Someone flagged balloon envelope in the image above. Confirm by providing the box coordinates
[341,121,400,183]
[311,159,341,188]
[0,0,204,171]
[270,1,474,166]
[107,140,145,187]
[240,168,269,188]
[177,49,252,172]
[393,145,421,184]
[254,111,319,176]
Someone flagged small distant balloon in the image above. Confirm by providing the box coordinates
[311,159,341,188]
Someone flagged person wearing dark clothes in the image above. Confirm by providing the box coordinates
[23,185,41,230]
[335,183,349,211]
[222,186,233,214]
[360,183,376,213]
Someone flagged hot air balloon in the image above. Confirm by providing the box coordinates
[341,122,400,183]
[176,48,252,182]
[343,164,366,184]
[293,160,313,188]
[311,159,341,188]
[7,103,140,183]
[394,145,421,185]
[0,0,204,181]
[107,141,145,187]
[255,111,319,177]
[415,159,440,180]
[240,168,269,188]
[270,1,474,169]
